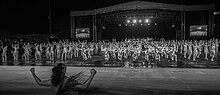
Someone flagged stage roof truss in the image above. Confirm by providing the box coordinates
[70,1,215,16]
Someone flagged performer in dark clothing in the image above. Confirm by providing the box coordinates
[30,63,97,95]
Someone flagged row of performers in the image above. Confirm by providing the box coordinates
[0,39,219,62]
[101,39,219,61]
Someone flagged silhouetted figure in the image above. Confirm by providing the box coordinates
[30,63,97,95]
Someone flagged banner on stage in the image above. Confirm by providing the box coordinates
[190,25,207,37]
[75,28,90,39]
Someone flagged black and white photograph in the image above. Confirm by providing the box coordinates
[0,0,220,95]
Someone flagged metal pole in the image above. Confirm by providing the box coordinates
[181,11,186,40]
[183,11,185,40]
[93,14,97,42]
[209,10,214,38]
[70,16,75,38]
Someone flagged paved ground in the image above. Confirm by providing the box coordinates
[0,66,220,95]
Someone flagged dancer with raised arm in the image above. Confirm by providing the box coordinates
[22,43,32,61]
[12,43,19,61]
[30,63,97,95]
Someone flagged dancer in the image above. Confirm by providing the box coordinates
[34,44,42,61]
[82,47,88,60]
[117,48,123,61]
[22,43,32,61]
[210,43,216,61]
[104,50,110,61]
[12,44,19,61]
[215,39,219,58]
[1,45,8,62]
[170,47,177,61]
[187,43,193,60]
[197,42,202,58]
[192,43,198,61]
[155,50,161,61]
[61,43,68,61]
[45,44,50,59]
[56,43,62,60]
[30,63,97,95]
[183,42,188,59]
[204,42,209,60]
[49,44,55,61]
[67,44,73,59]
[73,44,79,58]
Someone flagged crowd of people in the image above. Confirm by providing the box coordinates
[0,38,219,63]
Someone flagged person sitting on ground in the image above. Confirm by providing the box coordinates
[30,63,97,95]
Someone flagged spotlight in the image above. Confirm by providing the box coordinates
[133,19,137,23]
[148,23,150,25]
[141,23,143,26]
[119,24,121,26]
[125,24,128,26]
[139,20,142,23]
[145,19,149,23]
[127,20,130,23]
[132,23,134,26]
[155,23,157,25]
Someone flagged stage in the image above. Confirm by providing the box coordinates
[1,54,220,68]
[0,66,220,95]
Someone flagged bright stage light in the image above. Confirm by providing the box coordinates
[155,23,157,25]
[127,20,130,23]
[119,24,121,26]
[133,19,137,23]
[145,19,149,23]
[139,20,142,23]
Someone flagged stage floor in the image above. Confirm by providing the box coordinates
[0,66,220,95]
[1,52,220,68]
[1,57,219,68]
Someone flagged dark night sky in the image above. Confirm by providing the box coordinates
[0,0,218,35]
